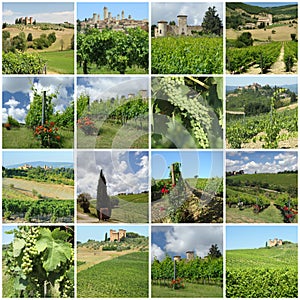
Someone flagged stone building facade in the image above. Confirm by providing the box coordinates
[154,15,202,37]
[268,238,283,247]
[110,229,127,242]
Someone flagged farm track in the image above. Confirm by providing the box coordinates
[270,44,285,74]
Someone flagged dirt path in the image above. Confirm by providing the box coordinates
[77,211,120,223]
[277,103,298,112]
[271,44,285,74]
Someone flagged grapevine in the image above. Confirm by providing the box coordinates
[4,226,74,298]
[152,77,222,148]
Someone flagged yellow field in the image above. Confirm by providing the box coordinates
[77,246,135,272]
[3,26,74,51]
[227,24,297,42]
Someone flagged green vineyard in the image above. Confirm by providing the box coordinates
[152,37,223,74]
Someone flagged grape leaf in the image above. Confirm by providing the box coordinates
[35,228,72,272]
[13,238,26,257]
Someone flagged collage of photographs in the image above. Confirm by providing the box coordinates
[1,0,299,298]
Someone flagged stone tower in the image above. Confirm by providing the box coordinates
[174,255,181,262]
[92,13,97,24]
[156,21,168,37]
[96,169,111,220]
[121,10,125,20]
[177,15,188,35]
[186,250,194,261]
[103,7,108,19]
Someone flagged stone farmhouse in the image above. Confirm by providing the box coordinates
[154,15,202,37]
[173,251,195,261]
[110,229,126,242]
[268,238,283,247]
[80,6,148,32]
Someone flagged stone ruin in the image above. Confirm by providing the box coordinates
[96,169,112,221]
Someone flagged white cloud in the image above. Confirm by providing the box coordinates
[164,226,223,259]
[5,98,19,108]
[226,152,298,174]
[151,244,165,261]
[151,2,223,26]
[2,108,8,123]
[77,150,149,197]
[3,97,26,123]
[77,77,148,102]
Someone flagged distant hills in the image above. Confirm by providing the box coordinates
[5,161,74,169]
[227,84,298,94]
[227,2,298,18]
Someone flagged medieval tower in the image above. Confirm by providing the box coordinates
[110,229,127,242]
[177,15,188,35]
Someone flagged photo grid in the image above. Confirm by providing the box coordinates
[1,0,299,298]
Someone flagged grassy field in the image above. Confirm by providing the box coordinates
[3,26,74,74]
[227,243,297,269]
[2,266,14,298]
[3,178,74,200]
[77,119,148,149]
[152,283,223,298]
[86,193,148,223]
[226,204,284,223]
[226,24,297,42]
[227,173,297,190]
[3,126,73,148]
[39,50,74,74]
[77,252,148,298]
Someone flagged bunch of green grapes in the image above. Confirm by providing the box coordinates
[158,77,211,148]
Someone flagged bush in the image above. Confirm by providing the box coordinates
[7,115,20,128]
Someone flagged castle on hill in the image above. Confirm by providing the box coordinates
[79,6,148,32]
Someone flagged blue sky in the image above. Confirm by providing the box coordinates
[77,150,148,196]
[226,76,298,87]
[77,225,149,243]
[77,77,148,102]
[152,225,223,261]
[226,151,298,174]
[2,77,74,124]
[227,225,298,250]
[245,2,297,7]
[2,2,74,24]
[152,151,223,179]
[77,2,148,21]
[3,150,73,167]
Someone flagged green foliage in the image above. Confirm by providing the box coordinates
[226,245,298,298]
[77,28,148,74]
[152,37,223,74]
[4,166,74,185]
[2,51,46,74]
[53,101,74,129]
[2,198,74,223]
[227,42,282,73]
[201,6,223,35]
[77,252,148,297]
[77,94,89,119]
[47,32,56,44]
[152,76,223,148]
[11,32,27,52]
[152,255,223,283]
[3,226,74,297]
[284,41,297,71]
[237,32,253,47]
[25,86,56,128]
[226,107,297,149]
[7,116,20,128]
[27,33,33,42]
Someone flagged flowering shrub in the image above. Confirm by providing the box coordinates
[170,278,184,290]
[282,206,298,223]
[161,185,169,195]
[77,116,98,135]
[34,121,61,148]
